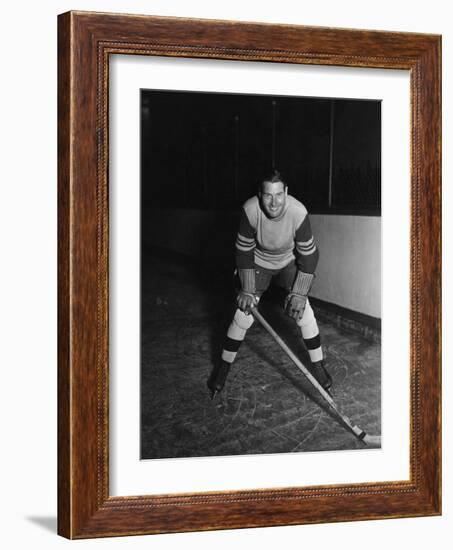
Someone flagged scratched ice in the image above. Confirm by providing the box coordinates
[140,255,381,459]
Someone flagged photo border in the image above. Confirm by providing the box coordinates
[57,11,441,538]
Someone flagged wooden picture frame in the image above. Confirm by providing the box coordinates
[58,10,441,539]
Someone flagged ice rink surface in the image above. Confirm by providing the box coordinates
[141,251,381,459]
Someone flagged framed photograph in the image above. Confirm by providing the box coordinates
[58,11,441,538]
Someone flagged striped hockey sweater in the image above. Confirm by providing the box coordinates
[235,195,319,273]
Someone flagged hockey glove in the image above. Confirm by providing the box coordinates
[284,271,314,321]
[237,268,257,314]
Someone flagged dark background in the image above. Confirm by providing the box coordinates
[141,90,381,215]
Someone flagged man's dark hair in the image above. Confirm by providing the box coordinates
[259,169,287,191]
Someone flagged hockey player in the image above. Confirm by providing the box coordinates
[207,170,331,398]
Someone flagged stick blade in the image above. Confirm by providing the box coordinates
[363,434,381,447]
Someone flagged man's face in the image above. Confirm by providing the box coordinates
[259,180,287,219]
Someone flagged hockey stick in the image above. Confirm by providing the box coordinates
[251,307,381,447]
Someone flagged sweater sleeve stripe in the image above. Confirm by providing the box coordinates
[236,233,255,251]
[297,245,318,256]
[236,242,255,252]
[296,236,314,248]
[237,233,255,244]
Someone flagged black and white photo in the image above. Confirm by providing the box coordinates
[140,90,382,459]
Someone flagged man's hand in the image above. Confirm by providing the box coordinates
[284,293,307,321]
[237,291,257,314]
